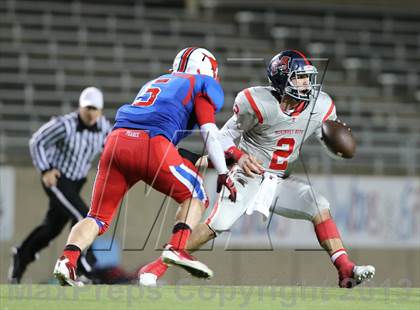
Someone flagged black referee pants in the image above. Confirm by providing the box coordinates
[17,176,96,276]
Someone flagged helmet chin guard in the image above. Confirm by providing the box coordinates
[172,47,219,80]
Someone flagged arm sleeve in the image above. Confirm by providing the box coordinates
[314,98,342,159]
[194,94,216,125]
[200,123,228,174]
[29,118,67,173]
[194,94,228,173]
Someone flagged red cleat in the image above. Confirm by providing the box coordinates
[161,244,213,279]
[53,255,84,287]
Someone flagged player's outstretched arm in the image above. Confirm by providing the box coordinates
[194,95,237,202]
[178,147,263,177]
[179,114,264,176]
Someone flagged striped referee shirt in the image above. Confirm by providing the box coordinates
[29,111,111,181]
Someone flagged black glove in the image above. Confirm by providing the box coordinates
[217,173,237,202]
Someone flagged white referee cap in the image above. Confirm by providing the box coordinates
[79,87,104,109]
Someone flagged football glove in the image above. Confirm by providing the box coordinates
[216,173,237,202]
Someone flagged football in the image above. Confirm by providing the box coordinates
[321,120,356,158]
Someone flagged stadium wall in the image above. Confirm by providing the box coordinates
[0,167,419,287]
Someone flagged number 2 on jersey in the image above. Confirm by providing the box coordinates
[132,78,170,107]
[269,138,295,170]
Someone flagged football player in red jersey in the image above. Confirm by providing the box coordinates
[140,50,375,288]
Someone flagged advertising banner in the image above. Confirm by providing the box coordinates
[203,173,420,249]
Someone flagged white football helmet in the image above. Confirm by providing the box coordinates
[172,47,219,80]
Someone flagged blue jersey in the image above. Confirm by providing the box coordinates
[114,73,224,145]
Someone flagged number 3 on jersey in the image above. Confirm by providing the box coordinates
[132,78,170,107]
[269,138,295,170]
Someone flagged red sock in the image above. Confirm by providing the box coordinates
[314,219,355,273]
[63,244,81,267]
[168,223,191,250]
[331,249,355,273]
[314,218,341,244]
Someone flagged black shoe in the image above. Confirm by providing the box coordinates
[8,247,26,284]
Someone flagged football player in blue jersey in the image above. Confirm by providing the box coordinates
[53,47,245,286]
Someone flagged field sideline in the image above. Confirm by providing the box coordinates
[1,284,419,310]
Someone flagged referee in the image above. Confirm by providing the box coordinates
[8,87,111,283]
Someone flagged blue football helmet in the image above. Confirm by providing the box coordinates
[267,50,319,101]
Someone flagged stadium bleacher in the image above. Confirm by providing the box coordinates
[0,0,419,174]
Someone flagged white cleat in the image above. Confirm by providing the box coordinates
[161,245,213,279]
[353,265,375,285]
[139,273,158,287]
[53,256,84,287]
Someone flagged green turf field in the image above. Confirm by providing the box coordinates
[1,285,419,310]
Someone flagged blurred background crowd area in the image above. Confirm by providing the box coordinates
[0,0,419,175]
